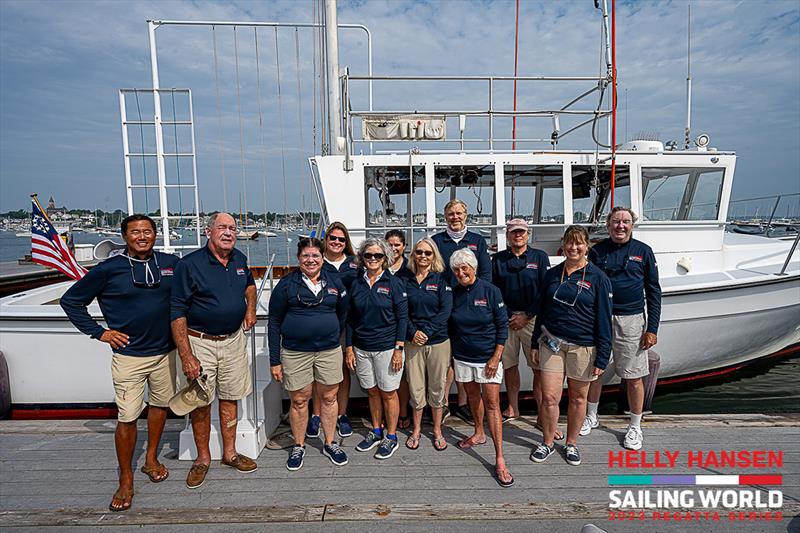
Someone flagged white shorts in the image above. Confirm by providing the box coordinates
[355,347,404,392]
[454,359,503,384]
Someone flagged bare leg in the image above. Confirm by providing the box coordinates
[144,406,168,472]
[463,381,486,442]
[457,381,468,406]
[503,364,521,418]
[380,389,400,435]
[366,386,383,430]
[483,383,504,457]
[587,377,603,405]
[219,399,238,461]
[566,378,590,446]
[288,384,313,446]
[445,365,455,406]
[539,371,564,446]
[310,381,320,417]
[411,407,423,440]
[190,404,212,466]
[111,420,137,510]
[398,379,410,422]
[627,378,644,415]
[318,383,340,444]
[338,363,351,416]
[431,406,444,439]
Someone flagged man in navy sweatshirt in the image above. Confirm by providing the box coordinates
[61,214,178,512]
[581,207,662,451]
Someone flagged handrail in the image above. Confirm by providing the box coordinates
[777,232,800,277]
[249,252,276,426]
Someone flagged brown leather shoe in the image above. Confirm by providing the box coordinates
[186,463,209,489]
[221,453,257,473]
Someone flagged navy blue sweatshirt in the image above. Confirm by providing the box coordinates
[405,271,453,345]
[491,247,551,318]
[390,256,415,286]
[60,252,179,356]
[267,269,348,366]
[346,269,408,351]
[533,262,613,369]
[589,238,661,334]
[170,245,255,336]
[432,230,492,286]
[323,255,359,290]
[449,278,509,364]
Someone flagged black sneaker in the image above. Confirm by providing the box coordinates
[453,404,473,423]
[323,442,348,466]
[530,442,555,463]
[565,444,582,466]
[305,415,321,439]
[355,430,382,452]
[375,438,399,460]
[286,445,306,471]
[337,415,353,438]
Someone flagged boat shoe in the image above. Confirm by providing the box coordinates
[221,453,258,473]
[186,463,209,489]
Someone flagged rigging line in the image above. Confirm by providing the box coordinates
[510,0,520,217]
[295,28,309,216]
[233,26,248,230]
[254,27,271,259]
[311,0,318,155]
[212,25,229,213]
[170,90,183,223]
[133,89,149,213]
[610,0,618,209]
[320,2,330,152]
[275,27,291,264]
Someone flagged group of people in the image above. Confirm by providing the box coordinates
[61,200,661,510]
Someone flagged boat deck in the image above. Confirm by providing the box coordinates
[1,414,799,531]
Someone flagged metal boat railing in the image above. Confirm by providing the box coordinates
[249,253,275,426]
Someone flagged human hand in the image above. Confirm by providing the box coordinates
[592,366,605,377]
[484,356,500,379]
[413,331,428,345]
[640,332,657,350]
[391,349,403,372]
[345,348,356,371]
[270,364,283,383]
[509,314,527,331]
[531,348,539,367]
[243,310,257,331]
[180,353,202,381]
[100,329,129,350]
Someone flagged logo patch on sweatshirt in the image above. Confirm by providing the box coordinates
[327,287,339,296]
[577,280,592,289]
[160,267,174,276]
[473,298,488,307]
[467,243,478,251]
[377,286,391,296]
[526,262,539,269]
[425,283,438,291]
[349,261,358,269]
[628,255,643,262]
[236,268,246,276]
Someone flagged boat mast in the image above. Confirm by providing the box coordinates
[324,0,343,155]
[684,4,692,150]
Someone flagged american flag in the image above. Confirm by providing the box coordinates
[30,196,87,280]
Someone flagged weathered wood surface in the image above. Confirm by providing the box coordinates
[1,415,798,531]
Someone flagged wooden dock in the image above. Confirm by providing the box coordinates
[1,414,798,532]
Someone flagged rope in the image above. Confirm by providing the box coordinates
[212,25,229,213]
[254,27,271,259]
[610,0,618,209]
[133,89,149,213]
[275,27,291,264]
[233,26,250,261]
[311,2,318,155]
[170,89,183,223]
[295,28,308,216]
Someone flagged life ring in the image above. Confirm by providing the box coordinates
[0,351,10,419]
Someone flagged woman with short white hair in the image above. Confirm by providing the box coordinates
[448,248,513,487]
[345,237,408,460]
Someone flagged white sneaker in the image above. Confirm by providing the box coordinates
[580,416,598,436]
[624,425,643,450]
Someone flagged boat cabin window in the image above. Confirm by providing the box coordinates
[434,165,497,235]
[571,165,631,223]
[364,165,426,240]
[641,167,724,221]
[504,165,564,224]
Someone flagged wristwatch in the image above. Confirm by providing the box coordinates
[395,344,404,352]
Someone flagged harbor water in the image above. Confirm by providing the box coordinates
[1,230,797,414]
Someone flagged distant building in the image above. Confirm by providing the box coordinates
[45,196,68,217]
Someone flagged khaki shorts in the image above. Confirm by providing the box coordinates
[355,347,404,392]
[608,313,650,379]
[111,350,178,423]
[405,339,451,409]
[188,328,252,402]
[454,359,503,384]
[281,346,343,392]
[501,315,536,369]
[538,340,598,382]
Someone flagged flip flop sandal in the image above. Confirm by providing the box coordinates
[433,436,448,451]
[534,422,564,441]
[456,436,487,449]
[502,414,518,423]
[495,467,515,488]
[405,435,420,450]
[109,487,134,512]
[141,463,169,483]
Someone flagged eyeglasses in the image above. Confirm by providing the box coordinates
[299,253,322,260]
[327,235,347,243]
[552,265,587,307]
[414,249,433,257]
[597,242,631,276]
[297,290,325,308]
[128,254,161,288]
[363,253,385,260]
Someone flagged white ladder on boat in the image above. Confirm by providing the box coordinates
[118,88,201,253]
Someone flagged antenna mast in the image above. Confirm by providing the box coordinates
[684,4,692,150]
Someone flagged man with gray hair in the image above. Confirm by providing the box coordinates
[581,207,661,451]
[171,212,258,488]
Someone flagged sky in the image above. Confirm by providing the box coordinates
[1,0,798,215]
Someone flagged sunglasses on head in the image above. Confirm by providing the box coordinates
[327,235,347,243]
[363,252,385,260]
[414,249,433,257]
